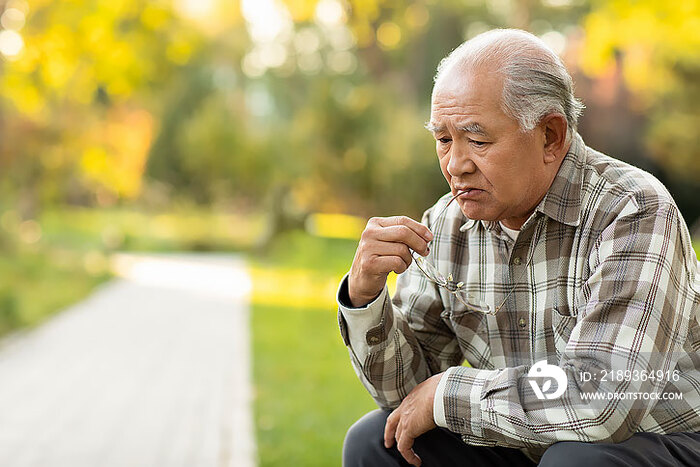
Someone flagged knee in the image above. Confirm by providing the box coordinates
[539,441,619,467]
[343,409,391,467]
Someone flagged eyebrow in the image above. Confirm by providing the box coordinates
[424,121,489,137]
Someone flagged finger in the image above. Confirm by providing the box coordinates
[397,433,421,466]
[376,216,433,243]
[394,418,403,448]
[365,255,410,276]
[364,241,413,268]
[384,411,398,449]
[373,225,431,256]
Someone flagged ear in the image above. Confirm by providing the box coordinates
[540,113,568,164]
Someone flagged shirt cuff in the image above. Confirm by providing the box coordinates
[440,366,503,438]
[336,274,387,362]
[433,367,456,428]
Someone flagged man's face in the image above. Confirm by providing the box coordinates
[429,66,551,229]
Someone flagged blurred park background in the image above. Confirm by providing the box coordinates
[0,0,698,465]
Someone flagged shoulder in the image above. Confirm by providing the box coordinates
[580,146,679,222]
[578,146,698,273]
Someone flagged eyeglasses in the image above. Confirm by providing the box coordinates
[410,192,542,315]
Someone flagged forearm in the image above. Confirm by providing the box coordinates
[434,360,657,448]
[338,275,431,408]
[433,298,694,447]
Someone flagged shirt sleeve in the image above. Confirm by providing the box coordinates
[336,274,387,364]
[336,205,463,410]
[433,367,455,427]
[438,200,698,448]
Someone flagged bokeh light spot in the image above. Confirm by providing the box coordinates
[242,51,266,77]
[18,220,41,244]
[377,22,401,50]
[327,26,355,51]
[175,0,216,20]
[540,30,567,55]
[327,50,356,74]
[293,28,321,55]
[6,0,29,15]
[259,43,288,68]
[297,51,322,74]
[241,0,292,44]
[405,5,429,30]
[1,7,25,31]
[314,0,345,27]
[0,29,24,58]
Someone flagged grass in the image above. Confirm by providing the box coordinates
[250,230,377,466]
[0,205,264,336]
[39,205,265,252]
[0,247,109,334]
[252,303,376,466]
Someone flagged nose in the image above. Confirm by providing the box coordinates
[446,144,477,177]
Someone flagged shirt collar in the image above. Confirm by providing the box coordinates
[534,132,585,227]
[459,132,586,232]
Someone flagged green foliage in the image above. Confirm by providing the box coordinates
[0,0,217,207]
[2,0,696,222]
[582,0,700,181]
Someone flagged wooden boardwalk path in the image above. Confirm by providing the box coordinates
[0,253,255,467]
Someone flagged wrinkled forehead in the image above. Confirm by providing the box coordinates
[430,64,505,111]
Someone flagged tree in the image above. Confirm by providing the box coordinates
[581,0,700,180]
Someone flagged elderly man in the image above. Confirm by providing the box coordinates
[336,29,700,466]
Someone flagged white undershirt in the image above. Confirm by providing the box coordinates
[499,222,520,241]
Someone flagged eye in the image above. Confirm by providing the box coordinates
[469,139,487,147]
[438,137,452,144]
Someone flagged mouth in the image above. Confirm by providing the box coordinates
[456,188,484,199]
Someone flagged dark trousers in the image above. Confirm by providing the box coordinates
[343,409,700,466]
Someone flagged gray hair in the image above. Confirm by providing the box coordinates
[433,29,584,141]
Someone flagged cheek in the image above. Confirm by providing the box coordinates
[485,159,531,202]
[488,165,514,190]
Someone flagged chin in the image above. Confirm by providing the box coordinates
[457,201,491,221]
[460,208,510,228]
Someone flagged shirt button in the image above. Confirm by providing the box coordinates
[518,318,526,328]
[513,257,522,265]
[368,336,380,344]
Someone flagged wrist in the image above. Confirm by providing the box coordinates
[349,289,381,308]
[348,276,383,308]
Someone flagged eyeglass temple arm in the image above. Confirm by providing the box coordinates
[425,191,464,248]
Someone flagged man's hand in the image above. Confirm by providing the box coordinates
[348,216,433,307]
[384,372,443,466]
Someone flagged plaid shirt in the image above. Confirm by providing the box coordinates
[337,133,700,460]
